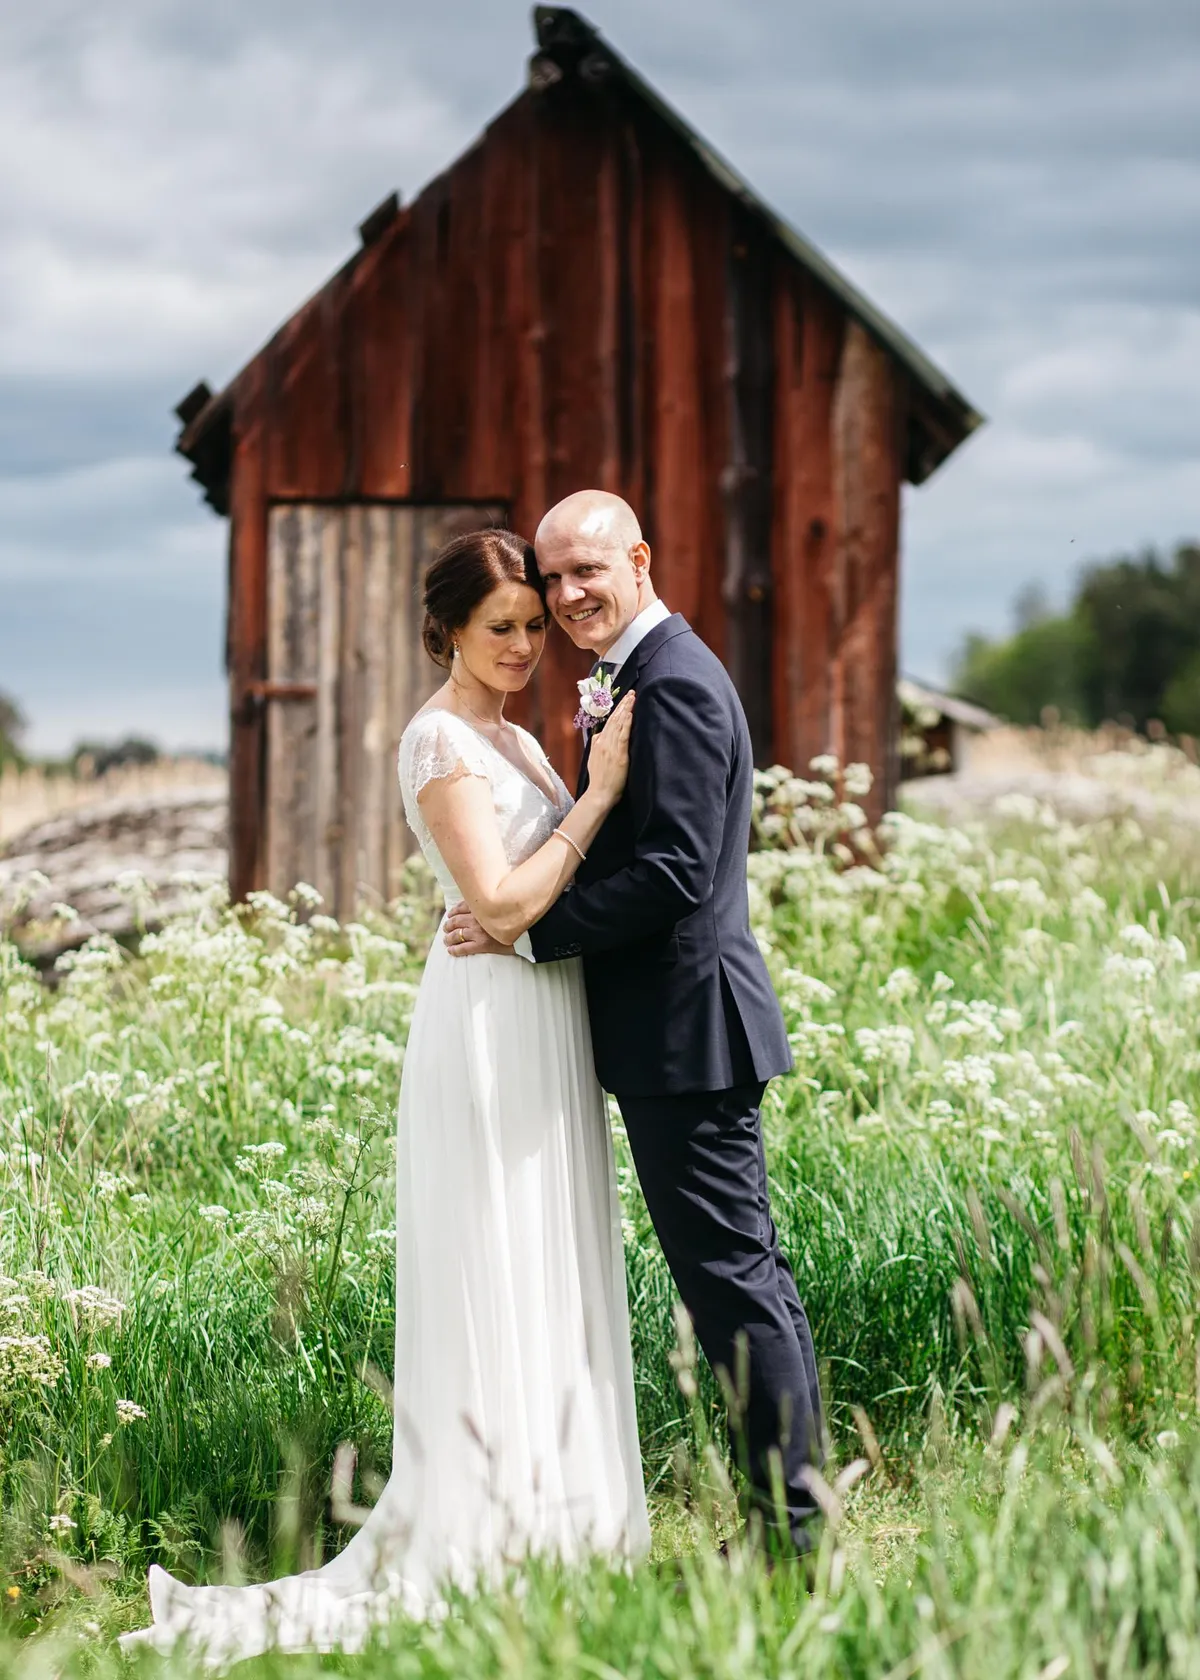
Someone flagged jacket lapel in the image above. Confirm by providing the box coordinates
[575,613,691,797]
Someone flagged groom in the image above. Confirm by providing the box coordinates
[444,489,825,1551]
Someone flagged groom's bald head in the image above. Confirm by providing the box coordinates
[535,490,655,654]
[536,490,643,555]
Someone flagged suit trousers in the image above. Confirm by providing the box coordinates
[615,1081,825,1548]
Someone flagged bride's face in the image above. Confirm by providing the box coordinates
[457,580,548,693]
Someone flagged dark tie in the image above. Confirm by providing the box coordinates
[591,658,617,682]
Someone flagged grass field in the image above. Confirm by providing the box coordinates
[5,754,1200,1676]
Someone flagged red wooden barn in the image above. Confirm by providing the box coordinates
[175,5,981,914]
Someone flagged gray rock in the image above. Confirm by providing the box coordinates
[0,787,229,962]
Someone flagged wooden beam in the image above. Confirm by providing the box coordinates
[357,190,401,248]
[227,367,270,901]
[721,205,775,764]
[771,273,843,776]
[174,381,213,427]
[830,320,902,821]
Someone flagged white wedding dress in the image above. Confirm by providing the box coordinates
[121,707,649,1666]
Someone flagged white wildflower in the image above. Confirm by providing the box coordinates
[854,1025,915,1071]
[0,1334,64,1394]
[787,1021,846,1061]
[1103,953,1157,986]
[47,1513,77,1532]
[85,1351,112,1370]
[781,971,837,1007]
[63,1287,126,1332]
[113,870,153,898]
[941,1056,998,1098]
[115,1398,148,1425]
[879,967,919,1004]
[1071,887,1107,921]
[1119,924,1156,952]
[94,1170,134,1203]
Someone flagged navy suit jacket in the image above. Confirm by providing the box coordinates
[528,614,793,1098]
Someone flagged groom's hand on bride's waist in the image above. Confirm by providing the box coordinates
[444,903,514,957]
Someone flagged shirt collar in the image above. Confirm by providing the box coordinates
[601,598,671,675]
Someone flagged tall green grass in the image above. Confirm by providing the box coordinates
[3,763,1200,1670]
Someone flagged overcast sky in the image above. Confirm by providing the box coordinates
[2,0,1197,754]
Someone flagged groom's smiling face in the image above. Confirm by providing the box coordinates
[535,498,653,655]
[537,541,640,654]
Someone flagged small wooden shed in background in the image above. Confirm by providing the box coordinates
[176,6,981,914]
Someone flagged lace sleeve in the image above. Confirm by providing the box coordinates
[398,711,492,812]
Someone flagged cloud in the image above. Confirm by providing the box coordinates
[1,0,1197,751]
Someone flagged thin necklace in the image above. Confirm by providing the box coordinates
[450,674,510,734]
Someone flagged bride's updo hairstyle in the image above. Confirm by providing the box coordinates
[421,528,543,668]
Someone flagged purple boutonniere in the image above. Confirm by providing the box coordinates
[573,670,618,741]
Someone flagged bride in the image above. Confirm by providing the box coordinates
[121,528,649,1664]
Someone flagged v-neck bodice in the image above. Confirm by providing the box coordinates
[398,708,573,908]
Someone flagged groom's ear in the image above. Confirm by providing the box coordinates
[631,539,651,581]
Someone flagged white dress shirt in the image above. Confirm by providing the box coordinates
[513,598,672,961]
[598,596,671,679]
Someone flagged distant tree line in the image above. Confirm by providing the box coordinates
[0,691,165,776]
[955,541,1200,733]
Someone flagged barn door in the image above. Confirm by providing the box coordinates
[264,502,506,917]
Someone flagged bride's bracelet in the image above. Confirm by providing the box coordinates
[550,828,587,863]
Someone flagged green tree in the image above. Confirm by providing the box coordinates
[0,690,27,767]
[1075,547,1200,729]
[954,616,1092,725]
[70,736,159,776]
[954,541,1200,730]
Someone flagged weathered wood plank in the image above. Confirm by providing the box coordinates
[687,170,730,665]
[265,506,319,897]
[294,508,322,893]
[264,504,295,894]
[533,81,616,776]
[335,506,365,919]
[227,363,269,901]
[647,145,703,625]
[263,285,347,501]
[357,505,392,902]
[475,99,534,518]
[831,320,901,819]
[385,505,416,891]
[771,274,844,775]
[315,509,343,907]
[722,205,775,764]
[355,213,414,499]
